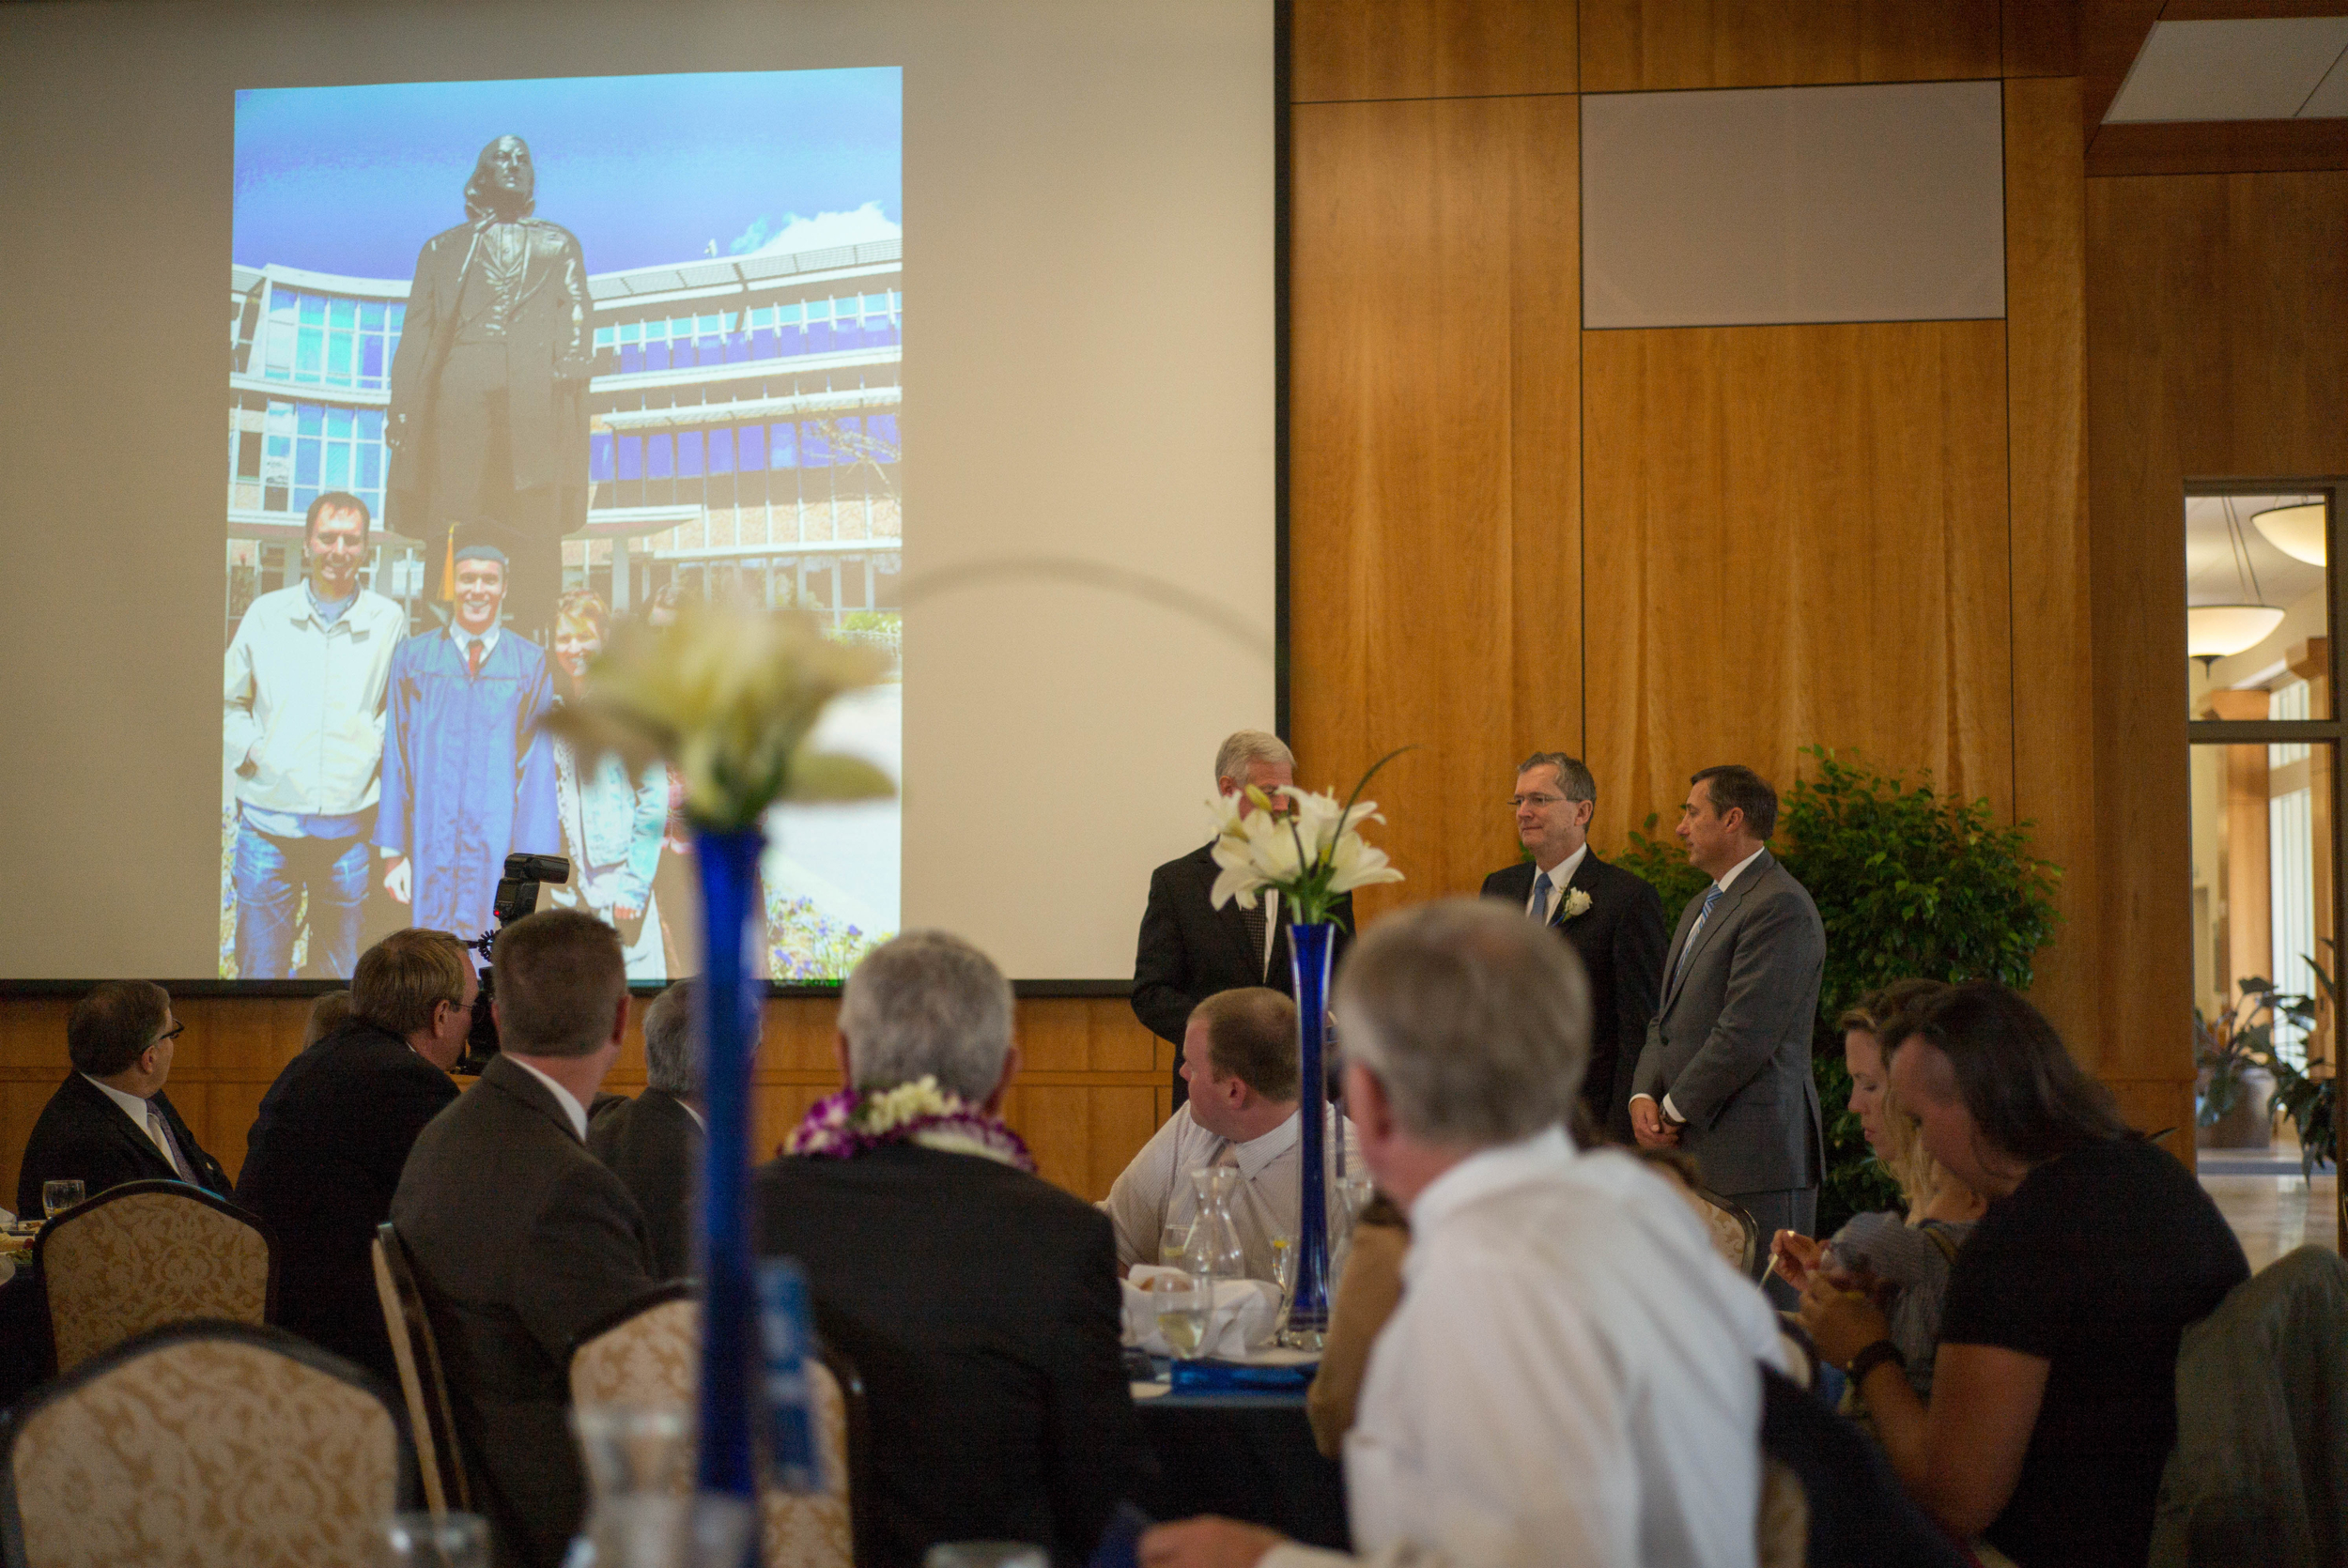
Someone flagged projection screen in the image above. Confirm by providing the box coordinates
[0,0,1277,984]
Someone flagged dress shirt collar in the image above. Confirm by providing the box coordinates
[1402,1124,1580,1258]
[506,1055,589,1141]
[82,1073,156,1134]
[1530,842,1589,916]
[1225,1106,1304,1182]
[680,1100,707,1133]
[1713,844,1768,894]
[451,623,502,662]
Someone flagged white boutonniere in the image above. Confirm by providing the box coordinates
[1562,888,1594,921]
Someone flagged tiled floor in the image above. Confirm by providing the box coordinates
[2199,1136,2340,1272]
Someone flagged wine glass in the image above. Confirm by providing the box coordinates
[1157,1220,1194,1268]
[41,1181,83,1221]
[1152,1272,1210,1360]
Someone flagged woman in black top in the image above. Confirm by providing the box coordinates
[1798,983,2248,1568]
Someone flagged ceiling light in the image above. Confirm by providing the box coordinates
[2252,502,2326,566]
[2187,604,2287,659]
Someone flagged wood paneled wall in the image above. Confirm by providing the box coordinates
[1290,4,2138,1123]
[2085,168,2348,1138]
[0,994,1171,1210]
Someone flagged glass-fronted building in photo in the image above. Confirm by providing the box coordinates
[225,238,903,643]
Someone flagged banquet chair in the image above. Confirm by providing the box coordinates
[0,1319,412,1568]
[34,1179,273,1374]
[568,1284,872,1568]
[373,1222,471,1517]
[1687,1184,1765,1282]
[2149,1244,2348,1568]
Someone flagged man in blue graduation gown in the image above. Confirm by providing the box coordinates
[376,545,561,940]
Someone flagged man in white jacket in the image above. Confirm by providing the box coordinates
[1142,899,1784,1568]
[223,490,408,978]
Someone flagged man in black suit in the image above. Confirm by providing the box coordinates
[392,910,657,1568]
[759,932,1153,1568]
[1479,752,1667,1143]
[16,981,229,1217]
[1134,730,1351,1109]
[588,976,705,1280]
[236,929,471,1383]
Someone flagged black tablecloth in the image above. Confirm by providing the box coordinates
[1136,1394,1349,1550]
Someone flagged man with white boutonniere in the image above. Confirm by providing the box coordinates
[1480,752,1667,1143]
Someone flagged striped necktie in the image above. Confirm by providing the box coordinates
[1528,869,1554,925]
[1241,899,1269,981]
[1670,884,1726,993]
[147,1105,199,1187]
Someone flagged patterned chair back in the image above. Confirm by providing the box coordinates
[568,1287,865,1568]
[33,1180,272,1374]
[372,1222,470,1517]
[0,1321,409,1568]
[1687,1185,1765,1282]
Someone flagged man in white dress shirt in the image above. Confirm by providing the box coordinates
[1101,987,1360,1281]
[1141,899,1784,1568]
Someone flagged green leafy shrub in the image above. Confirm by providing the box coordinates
[1616,746,2064,1233]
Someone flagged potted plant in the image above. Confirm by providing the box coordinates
[2195,979,2290,1151]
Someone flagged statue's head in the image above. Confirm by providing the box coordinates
[463,135,536,221]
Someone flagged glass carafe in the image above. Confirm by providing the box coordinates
[1186,1166,1248,1284]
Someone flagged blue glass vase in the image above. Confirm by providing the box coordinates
[691,824,765,1546]
[1281,921,1336,1348]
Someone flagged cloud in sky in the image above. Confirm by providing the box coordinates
[729,201,902,257]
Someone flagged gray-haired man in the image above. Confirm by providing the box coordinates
[758,932,1153,1566]
[1143,899,1782,1568]
[588,978,708,1280]
[1134,730,1352,1110]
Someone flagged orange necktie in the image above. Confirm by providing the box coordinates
[467,638,486,679]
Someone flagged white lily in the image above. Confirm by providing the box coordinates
[1206,747,1411,926]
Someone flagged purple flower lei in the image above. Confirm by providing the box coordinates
[783,1078,1036,1174]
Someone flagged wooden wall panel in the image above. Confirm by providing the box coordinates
[1291,0,1577,101]
[2003,0,2080,79]
[2086,169,2348,1127]
[2004,78,2101,1059]
[1579,0,2002,92]
[0,994,1166,1208]
[1289,94,1583,918]
[1581,321,2015,839]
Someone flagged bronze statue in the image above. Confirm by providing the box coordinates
[388,135,592,639]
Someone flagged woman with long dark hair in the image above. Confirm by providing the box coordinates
[1799,981,2248,1568]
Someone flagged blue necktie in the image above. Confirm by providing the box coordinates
[1528,869,1553,925]
[1670,884,1725,993]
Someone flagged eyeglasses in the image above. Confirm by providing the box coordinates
[1508,793,1568,808]
[149,1022,184,1049]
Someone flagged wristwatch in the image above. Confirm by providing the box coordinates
[1847,1339,1908,1387]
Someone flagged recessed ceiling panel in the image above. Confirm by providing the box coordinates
[2300,42,2348,119]
[2105,18,2348,124]
[1582,81,2005,330]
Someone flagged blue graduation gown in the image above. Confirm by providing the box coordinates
[375,627,560,939]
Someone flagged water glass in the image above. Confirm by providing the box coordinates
[41,1180,83,1221]
[571,1404,692,1568]
[379,1512,489,1568]
[1151,1271,1210,1360]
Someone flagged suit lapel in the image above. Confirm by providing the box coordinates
[1201,841,1267,980]
[1555,850,1607,930]
[1661,850,1773,1013]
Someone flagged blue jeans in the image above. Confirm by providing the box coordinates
[232,821,370,980]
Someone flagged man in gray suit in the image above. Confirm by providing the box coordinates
[1630,765,1824,1299]
[392,909,657,1568]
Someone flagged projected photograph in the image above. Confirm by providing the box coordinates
[223,69,903,982]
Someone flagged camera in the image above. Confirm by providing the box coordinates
[454,852,571,1074]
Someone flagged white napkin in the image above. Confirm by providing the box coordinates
[1120,1266,1283,1357]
